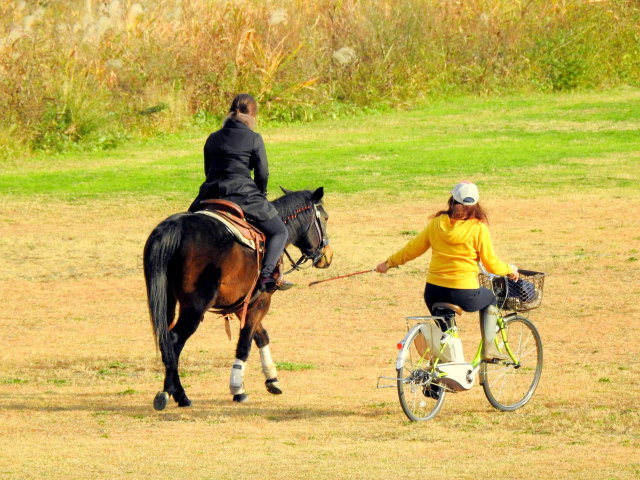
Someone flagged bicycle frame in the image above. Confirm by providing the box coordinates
[377,311,521,389]
[493,312,521,365]
[380,312,519,378]
[469,312,522,362]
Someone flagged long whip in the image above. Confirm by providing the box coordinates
[308,269,375,287]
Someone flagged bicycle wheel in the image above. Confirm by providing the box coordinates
[481,315,543,411]
[397,324,446,421]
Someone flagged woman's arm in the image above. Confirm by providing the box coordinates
[203,145,210,177]
[252,134,269,194]
[477,223,516,277]
[376,226,431,273]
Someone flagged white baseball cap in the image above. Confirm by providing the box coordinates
[451,181,479,205]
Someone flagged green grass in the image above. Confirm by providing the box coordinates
[275,362,315,371]
[1,89,639,200]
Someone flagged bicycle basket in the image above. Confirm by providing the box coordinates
[478,269,545,311]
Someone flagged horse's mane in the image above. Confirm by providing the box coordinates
[271,190,318,235]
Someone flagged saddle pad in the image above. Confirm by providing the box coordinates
[195,210,257,250]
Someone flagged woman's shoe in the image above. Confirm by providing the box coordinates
[259,275,278,293]
[481,341,509,362]
[259,274,294,293]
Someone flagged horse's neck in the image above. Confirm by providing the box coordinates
[278,203,312,244]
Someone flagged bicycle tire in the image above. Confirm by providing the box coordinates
[396,324,447,421]
[481,315,543,411]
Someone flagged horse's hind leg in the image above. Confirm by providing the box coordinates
[254,326,282,395]
[161,305,204,408]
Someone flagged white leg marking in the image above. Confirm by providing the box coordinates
[259,345,278,380]
[229,359,246,395]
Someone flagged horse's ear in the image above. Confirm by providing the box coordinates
[280,186,294,194]
[311,187,324,202]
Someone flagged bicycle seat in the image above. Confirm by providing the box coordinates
[431,302,463,316]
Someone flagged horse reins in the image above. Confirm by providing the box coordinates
[308,269,375,287]
[283,203,329,275]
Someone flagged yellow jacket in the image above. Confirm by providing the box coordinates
[386,214,512,289]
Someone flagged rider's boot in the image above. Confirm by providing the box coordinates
[259,272,293,293]
[273,261,293,291]
[276,277,294,291]
[259,274,278,293]
[480,305,509,361]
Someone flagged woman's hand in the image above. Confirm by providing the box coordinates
[375,261,389,273]
[507,264,520,282]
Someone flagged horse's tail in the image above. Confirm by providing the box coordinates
[143,214,185,369]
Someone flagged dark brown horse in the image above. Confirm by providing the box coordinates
[143,187,332,409]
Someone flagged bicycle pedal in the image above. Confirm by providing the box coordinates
[484,358,506,364]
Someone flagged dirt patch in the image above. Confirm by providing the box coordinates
[1,192,639,479]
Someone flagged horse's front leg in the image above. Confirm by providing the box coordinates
[229,320,251,402]
[254,325,282,395]
[230,294,272,403]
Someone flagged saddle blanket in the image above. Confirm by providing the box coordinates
[195,210,259,250]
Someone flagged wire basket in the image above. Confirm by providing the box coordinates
[478,269,545,311]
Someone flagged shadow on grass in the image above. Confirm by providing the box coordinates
[0,391,381,422]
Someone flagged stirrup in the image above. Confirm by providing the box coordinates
[277,278,294,291]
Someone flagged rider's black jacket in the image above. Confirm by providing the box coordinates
[189,117,278,222]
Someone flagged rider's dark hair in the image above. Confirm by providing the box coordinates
[433,196,489,223]
[229,93,257,117]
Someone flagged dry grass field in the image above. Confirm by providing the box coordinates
[1,172,639,479]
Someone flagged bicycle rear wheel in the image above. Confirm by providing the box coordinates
[481,315,543,411]
[397,324,446,421]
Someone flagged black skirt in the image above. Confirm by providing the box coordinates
[423,283,496,314]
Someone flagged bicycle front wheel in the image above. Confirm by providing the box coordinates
[397,325,446,421]
[481,315,543,411]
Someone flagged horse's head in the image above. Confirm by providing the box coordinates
[277,187,333,270]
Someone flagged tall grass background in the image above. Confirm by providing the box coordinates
[1,0,638,158]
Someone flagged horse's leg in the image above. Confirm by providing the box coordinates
[152,291,177,411]
[254,325,282,395]
[230,294,272,403]
[160,304,205,408]
[229,322,252,403]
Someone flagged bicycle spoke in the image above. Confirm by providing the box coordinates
[482,316,543,411]
[396,324,446,421]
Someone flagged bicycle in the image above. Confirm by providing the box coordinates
[378,269,545,422]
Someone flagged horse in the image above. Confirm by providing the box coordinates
[143,187,332,409]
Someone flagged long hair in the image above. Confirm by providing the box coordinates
[433,196,488,223]
[229,93,257,116]
[227,93,257,130]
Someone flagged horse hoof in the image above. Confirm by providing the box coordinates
[233,393,248,403]
[177,397,192,408]
[153,391,170,411]
[265,378,283,395]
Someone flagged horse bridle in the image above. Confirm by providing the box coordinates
[283,203,329,274]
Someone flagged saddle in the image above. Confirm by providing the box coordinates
[195,199,265,251]
[431,302,463,332]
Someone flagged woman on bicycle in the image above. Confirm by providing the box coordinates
[189,93,290,292]
[375,181,519,361]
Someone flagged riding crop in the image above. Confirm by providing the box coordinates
[308,269,375,287]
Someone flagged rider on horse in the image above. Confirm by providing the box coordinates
[189,93,291,292]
